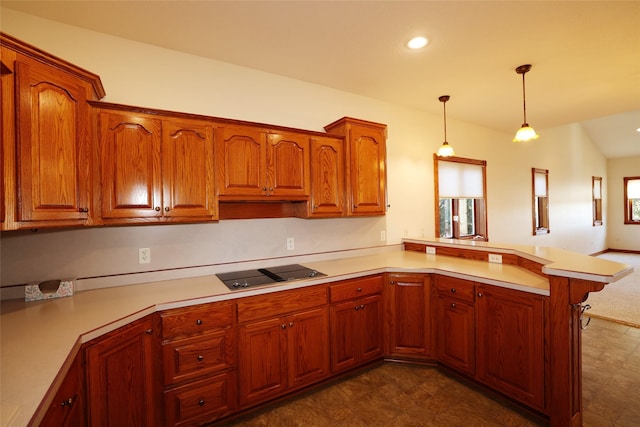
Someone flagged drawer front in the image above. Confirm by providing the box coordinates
[237,284,327,323]
[161,301,233,340]
[165,372,236,427]
[436,276,475,303]
[329,275,383,303]
[164,329,235,385]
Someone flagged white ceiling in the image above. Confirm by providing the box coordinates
[3,0,640,158]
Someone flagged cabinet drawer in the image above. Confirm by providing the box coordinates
[161,301,233,340]
[165,371,236,427]
[436,276,475,303]
[237,285,327,323]
[164,329,235,385]
[329,275,383,303]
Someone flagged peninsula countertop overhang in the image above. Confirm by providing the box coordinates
[0,242,632,427]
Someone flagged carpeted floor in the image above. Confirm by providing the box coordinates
[586,252,640,328]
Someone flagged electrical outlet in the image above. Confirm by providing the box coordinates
[138,248,151,264]
[286,237,295,251]
[488,253,503,264]
[426,246,436,255]
[380,230,386,241]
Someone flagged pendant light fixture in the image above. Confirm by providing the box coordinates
[437,95,455,157]
[513,64,539,142]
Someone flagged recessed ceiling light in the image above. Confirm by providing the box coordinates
[636,127,640,133]
[407,36,428,49]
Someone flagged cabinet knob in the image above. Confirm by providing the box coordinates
[289,322,294,327]
[78,207,89,213]
[360,304,365,310]
[355,305,360,311]
[60,397,74,407]
[477,292,483,297]
[313,205,318,208]
[389,281,395,285]
[196,319,203,325]
[197,355,204,361]
[281,324,287,329]
[145,328,153,334]
[357,287,362,292]
[450,288,456,293]
[155,206,161,211]
[199,399,205,406]
[164,207,170,212]
[450,303,456,308]
[262,187,268,191]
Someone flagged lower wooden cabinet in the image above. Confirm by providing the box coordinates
[85,316,162,427]
[238,306,330,407]
[39,353,84,427]
[386,273,433,359]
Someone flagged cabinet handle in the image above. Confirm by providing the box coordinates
[60,397,74,407]
[197,355,204,361]
[477,292,483,297]
[196,319,202,325]
[450,303,456,308]
[199,399,205,406]
[164,207,170,212]
[154,206,161,211]
[145,328,152,334]
[281,324,287,329]
[450,288,456,293]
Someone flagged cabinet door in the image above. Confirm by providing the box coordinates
[266,132,309,197]
[330,300,359,373]
[162,119,216,218]
[15,60,90,223]
[40,354,84,427]
[98,111,162,218]
[358,294,384,363]
[85,317,160,427]
[286,307,330,389]
[216,125,266,197]
[308,136,345,217]
[238,317,287,407]
[436,297,475,376]
[348,124,386,215]
[476,285,546,411]
[387,274,432,357]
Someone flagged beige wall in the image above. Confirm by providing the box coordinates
[0,9,615,290]
[606,156,640,251]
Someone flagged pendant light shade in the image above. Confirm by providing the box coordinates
[437,95,455,156]
[513,64,539,143]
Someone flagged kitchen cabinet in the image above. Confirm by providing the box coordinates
[386,273,433,359]
[161,301,236,426]
[1,33,104,230]
[476,284,547,412]
[324,117,386,216]
[329,275,384,373]
[435,275,476,376]
[85,315,162,427]
[434,276,547,411]
[306,136,345,217]
[216,124,310,200]
[237,285,329,408]
[39,353,84,427]
[95,105,216,223]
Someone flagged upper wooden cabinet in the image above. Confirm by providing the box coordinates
[324,117,387,216]
[94,104,217,224]
[215,125,310,200]
[307,136,345,217]
[1,32,105,230]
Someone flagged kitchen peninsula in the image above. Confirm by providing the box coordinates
[0,239,632,427]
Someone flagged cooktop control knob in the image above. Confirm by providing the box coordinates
[309,270,319,277]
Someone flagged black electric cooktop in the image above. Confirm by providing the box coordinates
[216,264,326,291]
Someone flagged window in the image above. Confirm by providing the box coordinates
[532,168,549,235]
[592,176,603,226]
[624,176,640,224]
[434,155,487,241]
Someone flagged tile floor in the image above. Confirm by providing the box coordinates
[220,317,640,426]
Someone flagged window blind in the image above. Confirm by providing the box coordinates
[438,160,484,198]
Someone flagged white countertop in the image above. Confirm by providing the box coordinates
[0,244,631,426]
